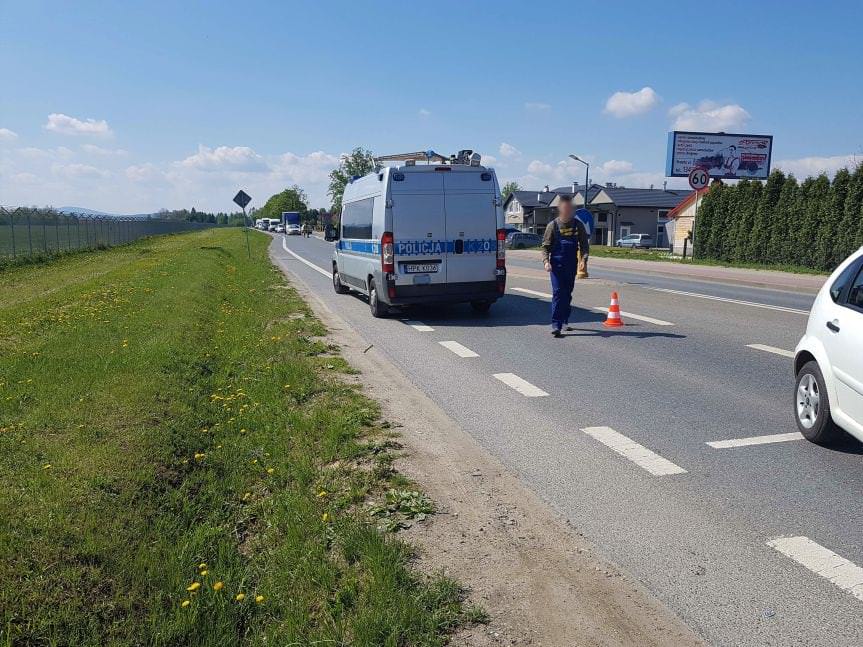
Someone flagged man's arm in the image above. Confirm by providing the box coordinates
[541,221,556,263]
[576,219,590,256]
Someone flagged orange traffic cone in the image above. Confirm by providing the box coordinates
[603,291,625,327]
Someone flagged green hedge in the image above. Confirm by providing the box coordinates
[694,165,863,271]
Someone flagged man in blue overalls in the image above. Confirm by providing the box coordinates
[541,195,590,337]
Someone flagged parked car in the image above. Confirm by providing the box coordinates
[274,224,286,233]
[793,247,863,444]
[615,233,654,248]
[506,232,542,249]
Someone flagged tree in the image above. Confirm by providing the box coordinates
[770,175,798,265]
[839,164,863,260]
[749,170,785,263]
[261,185,308,221]
[500,181,520,202]
[328,147,376,214]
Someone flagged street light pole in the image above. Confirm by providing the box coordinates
[568,154,589,211]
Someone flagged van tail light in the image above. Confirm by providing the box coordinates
[495,228,507,293]
[381,231,394,274]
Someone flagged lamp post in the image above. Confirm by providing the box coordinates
[568,154,591,278]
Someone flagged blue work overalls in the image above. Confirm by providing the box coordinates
[549,219,580,332]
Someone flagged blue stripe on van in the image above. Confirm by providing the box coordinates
[338,238,496,256]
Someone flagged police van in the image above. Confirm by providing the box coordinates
[332,150,507,317]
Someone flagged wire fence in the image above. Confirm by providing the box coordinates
[0,207,222,259]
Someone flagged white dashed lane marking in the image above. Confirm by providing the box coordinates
[592,307,674,326]
[404,320,434,332]
[281,238,330,277]
[493,373,549,397]
[768,536,863,602]
[439,341,479,358]
[707,432,803,449]
[511,287,552,298]
[746,343,795,358]
[582,426,687,476]
[648,287,810,315]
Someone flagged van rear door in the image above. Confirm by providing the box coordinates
[443,170,497,285]
[390,170,448,289]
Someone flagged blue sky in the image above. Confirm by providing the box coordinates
[2,0,862,213]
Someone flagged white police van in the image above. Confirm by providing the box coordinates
[332,150,507,318]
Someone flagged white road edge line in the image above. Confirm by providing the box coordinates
[403,320,434,332]
[582,426,687,476]
[493,373,549,397]
[281,237,330,278]
[746,343,795,358]
[767,536,863,602]
[511,287,552,299]
[707,432,803,449]
[593,307,675,326]
[439,341,479,358]
[648,287,810,315]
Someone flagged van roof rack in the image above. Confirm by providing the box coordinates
[376,149,483,165]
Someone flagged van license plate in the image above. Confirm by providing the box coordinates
[404,263,439,273]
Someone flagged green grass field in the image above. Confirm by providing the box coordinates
[0,229,473,646]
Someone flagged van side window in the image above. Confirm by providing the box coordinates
[341,197,374,239]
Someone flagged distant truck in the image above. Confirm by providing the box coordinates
[282,211,301,235]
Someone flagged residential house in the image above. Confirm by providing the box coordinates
[503,188,557,234]
[665,188,707,255]
[589,185,692,247]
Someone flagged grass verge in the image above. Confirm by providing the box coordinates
[0,228,472,646]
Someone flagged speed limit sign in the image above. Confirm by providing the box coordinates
[688,167,710,190]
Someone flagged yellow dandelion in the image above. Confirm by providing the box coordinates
[199,569,208,576]
[213,581,224,591]
[198,562,207,569]
[255,595,265,604]
[186,582,201,592]
[322,512,329,522]
[266,467,275,475]
[181,599,191,608]
[242,492,252,501]
[239,428,247,434]
[235,593,245,602]
[42,463,52,470]
[317,490,327,498]
[194,453,206,461]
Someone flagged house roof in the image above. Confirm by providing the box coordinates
[593,187,693,209]
[507,190,556,209]
[667,188,708,219]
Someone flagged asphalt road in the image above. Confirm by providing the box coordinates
[272,233,862,647]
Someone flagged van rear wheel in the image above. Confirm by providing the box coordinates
[333,265,349,294]
[368,279,389,318]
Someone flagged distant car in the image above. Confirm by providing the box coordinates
[287,224,302,236]
[506,232,542,249]
[615,233,654,248]
[268,224,277,232]
[793,247,863,445]
[274,224,286,233]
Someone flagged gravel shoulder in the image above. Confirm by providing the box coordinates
[272,243,702,646]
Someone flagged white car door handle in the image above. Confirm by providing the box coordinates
[826,319,840,333]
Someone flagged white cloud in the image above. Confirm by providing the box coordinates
[10,172,38,184]
[44,113,113,137]
[599,159,634,175]
[524,102,551,111]
[604,87,660,118]
[125,163,166,183]
[669,100,750,131]
[499,142,521,158]
[774,154,860,179]
[0,128,18,142]
[418,108,431,117]
[81,144,127,156]
[52,163,110,180]
[479,154,498,166]
[179,145,268,173]
[17,146,74,160]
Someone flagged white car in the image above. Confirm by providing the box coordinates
[287,224,302,236]
[794,247,863,444]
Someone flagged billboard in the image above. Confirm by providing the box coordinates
[666,131,773,180]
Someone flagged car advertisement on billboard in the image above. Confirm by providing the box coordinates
[666,131,773,179]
